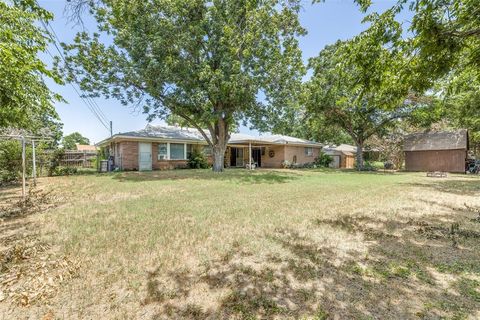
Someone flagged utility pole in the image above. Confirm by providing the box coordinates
[32,140,37,186]
[110,121,113,137]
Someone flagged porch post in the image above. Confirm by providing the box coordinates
[249,142,252,170]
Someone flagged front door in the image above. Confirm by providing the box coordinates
[252,148,261,167]
[138,142,152,171]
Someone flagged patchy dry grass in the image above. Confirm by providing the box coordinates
[1,169,480,319]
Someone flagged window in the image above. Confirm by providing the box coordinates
[170,143,185,160]
[305,147,313,156]
[158,143,168,160]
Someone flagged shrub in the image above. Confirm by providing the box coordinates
[0,140,28,184]
[187,148,209,169]
[48,148,65,176]
[314,153,333,167]
[355,161,378,171]
[384,160,394,170]
[282,160,292,169]
[54,166,78,176]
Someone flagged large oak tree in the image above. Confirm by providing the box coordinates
[305,35,425,170]
[60,0,305,171]
[355,0,480,152]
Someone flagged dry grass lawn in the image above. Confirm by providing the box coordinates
[1,169,480,319]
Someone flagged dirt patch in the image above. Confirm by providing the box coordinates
[0,185,81,311]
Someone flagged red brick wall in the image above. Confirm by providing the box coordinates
[262,145,286,168]
[157,160,188,170]
[284,146,320,165]
[152,143,159,170]
[119,141,139,170]
[115,140,321,170]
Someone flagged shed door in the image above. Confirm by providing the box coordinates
[330,155,340,168]
[138,142,152,171]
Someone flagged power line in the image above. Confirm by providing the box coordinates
[42,20,110,126]
[44,21,110,125]
[41,20,111,131]
[45,46,110,131]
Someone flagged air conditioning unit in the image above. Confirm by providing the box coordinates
[158,155,167,160]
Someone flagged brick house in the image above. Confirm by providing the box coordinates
[97,125,323,171]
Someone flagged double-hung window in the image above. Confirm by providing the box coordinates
[170,143,185,160]
[305,147,313,156]
[158,143,168,160]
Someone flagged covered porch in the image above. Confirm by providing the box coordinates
[224,142,285,169]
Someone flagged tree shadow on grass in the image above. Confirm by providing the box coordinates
[110,169,301,184]
[404,177,480,196]
[145,206,480,319]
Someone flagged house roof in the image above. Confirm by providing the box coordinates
[403,129,468,152]
[111,125,206,141]
[323,144,357,154]
[97,125,322,147]
[229,133,321,146]
[76,144,98,151]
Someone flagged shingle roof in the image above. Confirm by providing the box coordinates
[76,144,98,151]
[100,125,321,147]
[322,144,357,154]
[116,125,206,141]
[229,133,321,146]
[403,129,468,151]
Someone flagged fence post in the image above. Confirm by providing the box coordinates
[32,140,37,186]
[21,136,26,202]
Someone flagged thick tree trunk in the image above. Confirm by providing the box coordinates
[212,145,226,172]
[356,142,364,171]
[210,117,230,173]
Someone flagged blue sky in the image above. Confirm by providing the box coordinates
[38,0,405,144]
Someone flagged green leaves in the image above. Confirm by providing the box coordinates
[0,1,61,133]
[61,0,304,144]
[305,35,429,169]
[62,132,90,150]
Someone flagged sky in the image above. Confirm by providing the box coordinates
[37,0,406,144]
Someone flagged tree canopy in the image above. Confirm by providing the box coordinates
[0,0,62,134]
[62,132,90,149]
[305,34,428,169]
[60,0,305,171]
[354,0,480,153]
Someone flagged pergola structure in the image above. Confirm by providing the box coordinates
[0,134,52,201]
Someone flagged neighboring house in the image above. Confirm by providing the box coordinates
[322,144,357,169]
[96,125,322,171]
[75,144,98,152]
[403,129,468,173]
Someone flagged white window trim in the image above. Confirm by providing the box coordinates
[305,147,313,156]
[158,142,190,161]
